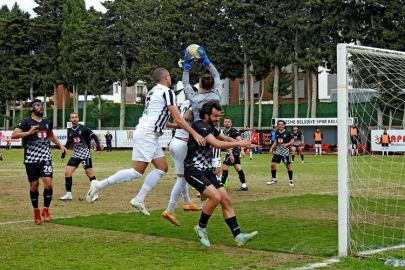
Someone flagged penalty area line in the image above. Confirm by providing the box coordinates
[291,258,340,270]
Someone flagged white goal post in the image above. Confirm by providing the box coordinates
[337,43,405,258]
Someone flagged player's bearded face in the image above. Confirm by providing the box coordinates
[208,109,221,126]
[70,114,79,125]
[32,103,44,116]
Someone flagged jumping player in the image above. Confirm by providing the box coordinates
[60,112,101,201]
[11,100,67,224]
[381,128,391,157]
[291,126,304,163]
[162,95,202,227]
[221,117,247,191]
[184,100,258,247]
[267,120,294,186]
[86,68,205,216]
[183,47,222,122]
[314,128,323,156]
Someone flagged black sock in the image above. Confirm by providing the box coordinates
[221,170,229,184]
[288,170,293,180]
[65,176,72,192]
[30,190,39,209]
[271,169,276,179]
[225,216,241,237]
[43,188,53,208]
[301,155,304,161]
[198,211,211,229]
[237,170,245,184]
[89,176,96,182]
[292,155,295,161]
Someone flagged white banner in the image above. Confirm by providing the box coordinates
[51,130,68,145]
[93,130,116,148]
[116,129,173,148]
[0,131,22,146]
[273,118,356,126]
[371,130,405,152]
[1,129,173,149]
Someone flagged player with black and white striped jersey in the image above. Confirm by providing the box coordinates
[162,92,203,226]
[268,120,294,187]
[86,68,206,216]
[211,124,223,180]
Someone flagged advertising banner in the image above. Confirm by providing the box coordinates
[371,130,405,152]
[93,130,116,148]
[272,118,356,126]
[0,131,22,146]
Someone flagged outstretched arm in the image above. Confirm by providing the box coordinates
[183,69,196,101]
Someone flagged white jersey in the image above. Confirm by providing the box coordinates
[174,100,192,139]
[136,83,176,134]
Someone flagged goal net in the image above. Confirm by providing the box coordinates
[337,44,405,259]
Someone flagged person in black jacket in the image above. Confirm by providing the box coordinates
[105,131,113,152]
[60,112,101,201]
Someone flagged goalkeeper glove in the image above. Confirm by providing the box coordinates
[198,46,211,66]
[183,49,194,64]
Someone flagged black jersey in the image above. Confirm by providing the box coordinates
[184,120,220,171]
[223,127,241,155]
[65,124,100,159]
[292,131,303,146]
[274,130,293,156]
[17,118,53,164]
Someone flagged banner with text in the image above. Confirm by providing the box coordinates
[272,118,356,126]
[371,130,405,152]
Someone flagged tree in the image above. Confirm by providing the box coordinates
[83,8,114,130]
[0,4,32,129]
[33,0,64,124]
[59,0,88,123]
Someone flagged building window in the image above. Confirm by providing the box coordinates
[239,82,245,100]
[137,86,145,95]
[254,81,260,99]
[298,78,305,98]
[115,84,119,94]
[126,86,132,94]
[282,79,305,99]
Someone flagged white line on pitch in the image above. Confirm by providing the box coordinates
[291,258,340,270]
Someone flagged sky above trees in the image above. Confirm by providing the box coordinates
[2,0,106,17]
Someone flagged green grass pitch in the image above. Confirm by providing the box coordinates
[0,149,399,269]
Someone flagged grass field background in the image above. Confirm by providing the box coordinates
[0,149,399,269]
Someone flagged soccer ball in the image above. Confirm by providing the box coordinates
[186,44,203,59]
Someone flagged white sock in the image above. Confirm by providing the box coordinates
[166,177,186,214]
[242,183,247,188]
[182,182,192,205]
[96,168,142,190]
[250,151,252,159]
[135,169,166,203]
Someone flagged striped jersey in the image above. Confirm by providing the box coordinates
[174,100,192,139]
[212,128,222,159]
[137,83,176,134]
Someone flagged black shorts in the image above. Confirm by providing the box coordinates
[25,160,53,182]
[185,168,223,193]
[315,141,322,145]
[272,154,291,165]
[292,143,302,148]
[223,154,241,166]
[67,157,93,169]
[382,143,389,147]
[351,142,358,149]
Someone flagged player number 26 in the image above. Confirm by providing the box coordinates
[44,166,53,173]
